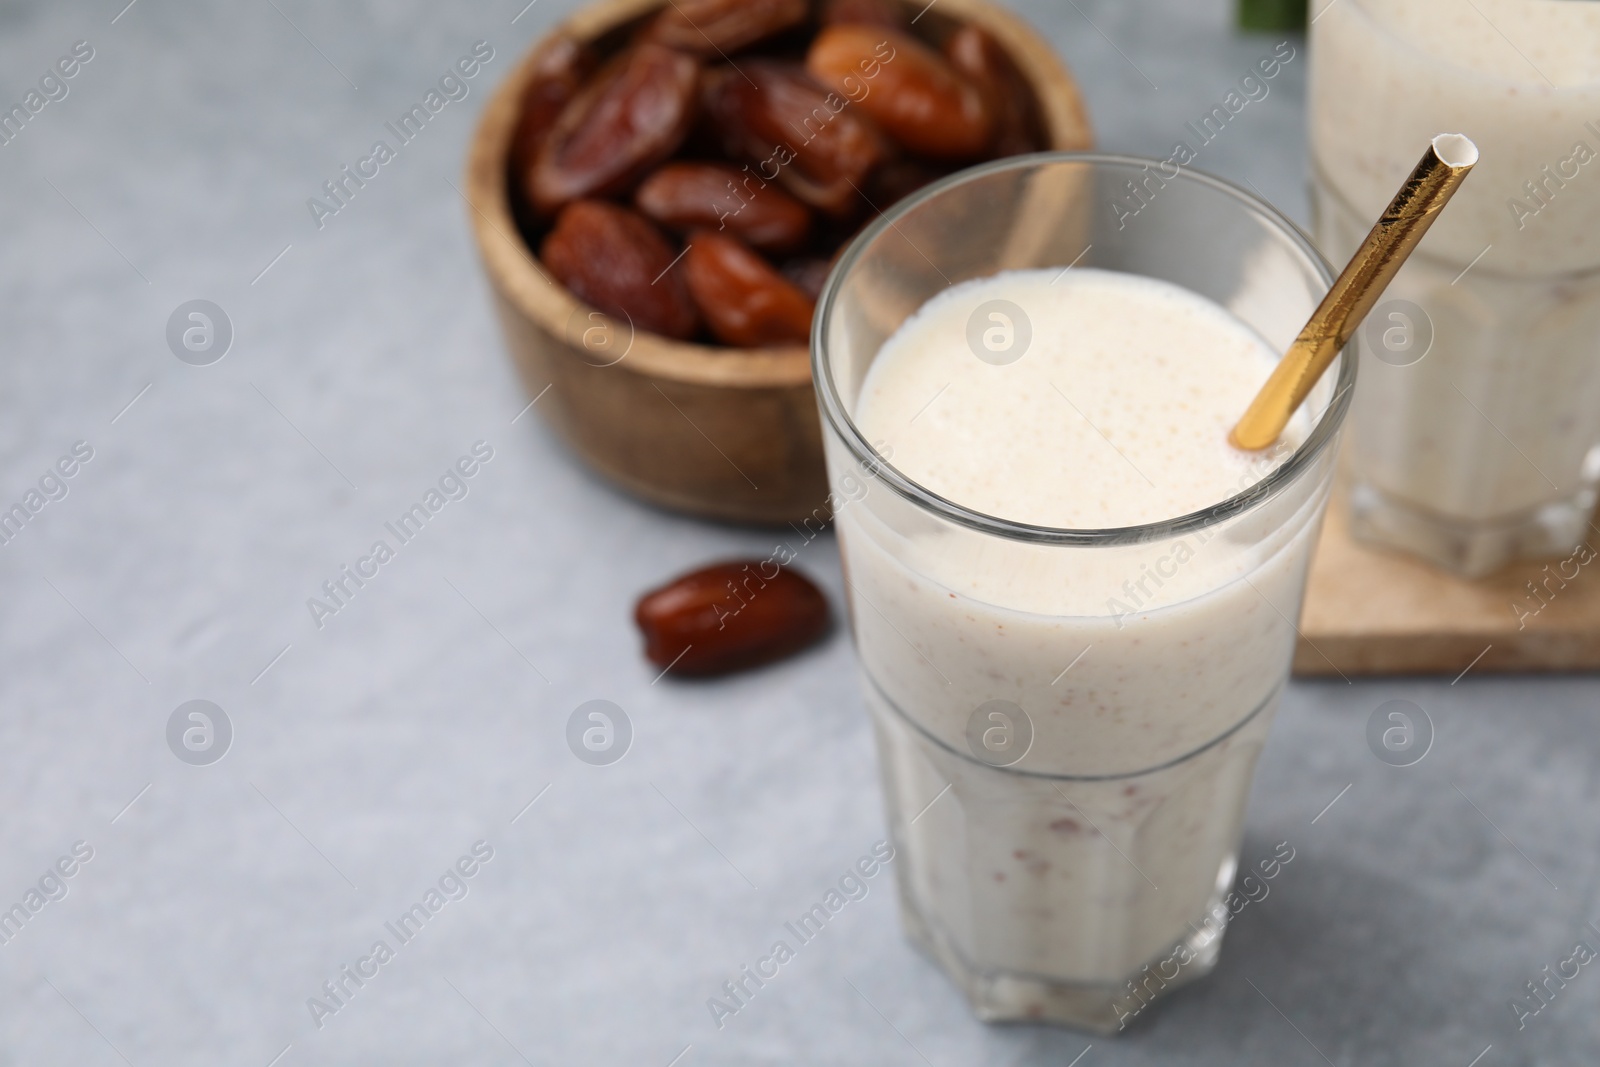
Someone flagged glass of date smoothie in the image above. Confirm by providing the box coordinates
[812,155,1354,1031]
[1310,0,1600,576]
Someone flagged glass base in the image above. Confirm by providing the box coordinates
[1349,481,1598,578]
[897,858,1232,1033]
[862,668,1276,1034]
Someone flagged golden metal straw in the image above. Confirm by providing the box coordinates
[1230,134,1478,451]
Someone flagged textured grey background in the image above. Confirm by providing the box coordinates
[0,0,1594,1064]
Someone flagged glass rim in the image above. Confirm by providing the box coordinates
[1323,0,1600,92]
[811,150,1356,548]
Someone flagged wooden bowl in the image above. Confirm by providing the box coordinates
[465,0,1092,524]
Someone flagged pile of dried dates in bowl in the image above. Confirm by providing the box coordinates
[510,0,1048,348]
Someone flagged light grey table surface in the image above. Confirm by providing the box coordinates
[0,1,1594,1064]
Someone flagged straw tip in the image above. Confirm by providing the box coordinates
[1432,133,1479,168]
[1228,424,1274,452]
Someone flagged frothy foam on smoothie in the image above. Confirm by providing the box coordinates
[855,268,1306,530]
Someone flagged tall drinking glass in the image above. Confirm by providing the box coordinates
[813,155,1354,1032]
[1310,0,1600,576]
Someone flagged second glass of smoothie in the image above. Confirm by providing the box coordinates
[1310,0,1600,576]
[814,156,1354,1031]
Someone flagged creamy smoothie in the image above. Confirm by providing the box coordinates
[1310,0,1600,574]
[834,268,1329,1026]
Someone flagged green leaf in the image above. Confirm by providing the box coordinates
[1238,0,1308,31]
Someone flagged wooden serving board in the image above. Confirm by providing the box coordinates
[1295,487,1600,677]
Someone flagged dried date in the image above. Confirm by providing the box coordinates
[643,0,809,56]
[528,43,700,215]
[944,24,1044,157]
[819,0,908,29]
[807,25,992,160]
[684,231,816,347]
[635,560,829,676]
[635,162,812,254]
[701,60,888,218]
[540,199,699,340]
[509,34,595,187]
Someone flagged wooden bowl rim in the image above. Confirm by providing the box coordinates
[463,0,1094,391]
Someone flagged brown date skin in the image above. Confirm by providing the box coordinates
[528,43,701,215]
[819,0,908,29]
[509,35,595,191]
[635,560,829,676]
[540,200,699,340]
[944,24,1044,157]
[701,61,888,218]
[635,162,812,254]
[643,0,809,57]
[808,26,992,160]
[684,231,816,347]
